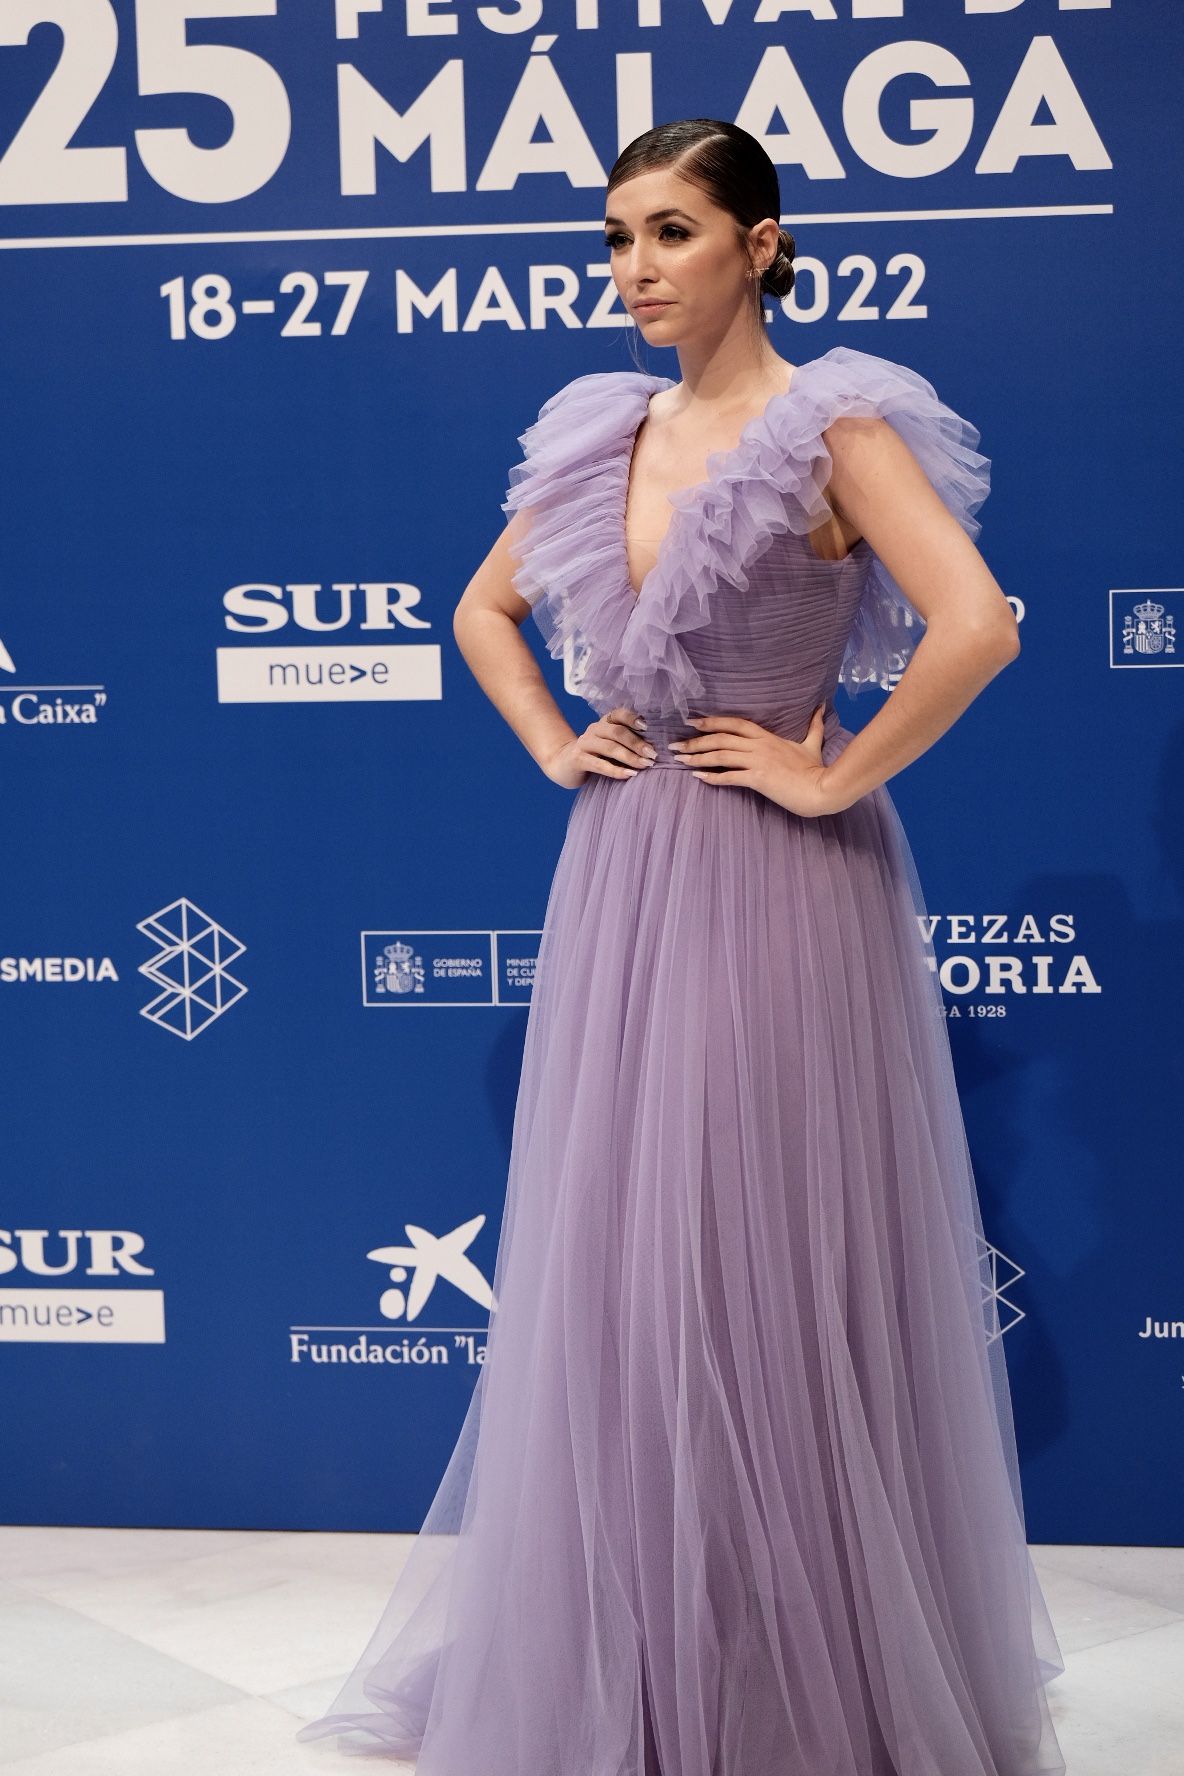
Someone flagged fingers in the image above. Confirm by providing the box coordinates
[685,712,756,736]
[674,746,750,771]
[585,757,648,778]
[685,767,752,786]
[589,709,656,772]
[579,732,657,777]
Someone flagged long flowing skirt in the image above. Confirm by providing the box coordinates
[296,737,1067,1775]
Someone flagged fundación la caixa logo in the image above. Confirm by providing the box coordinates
[216,580,442,704]
[0,630,108,729]
[290,1211,498,1368]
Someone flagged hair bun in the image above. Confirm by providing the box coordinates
[760,226,796,300]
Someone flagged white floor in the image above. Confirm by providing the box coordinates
[0,1527,1181,1773]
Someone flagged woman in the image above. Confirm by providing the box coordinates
[297,119,1067,1775]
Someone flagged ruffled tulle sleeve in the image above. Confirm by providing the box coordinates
[785,347,992,696]
[499,371,657,705]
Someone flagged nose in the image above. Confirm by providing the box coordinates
[625,241,660,286]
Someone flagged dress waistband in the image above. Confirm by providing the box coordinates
[620,700,842,768]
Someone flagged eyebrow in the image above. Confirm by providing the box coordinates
[602,208,698,228]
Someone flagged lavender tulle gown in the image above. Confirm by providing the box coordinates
[296,346,1067,1774]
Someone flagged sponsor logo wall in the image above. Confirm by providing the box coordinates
[2,2,1180,1544]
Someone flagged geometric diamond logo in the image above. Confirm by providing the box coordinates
[978,1235,1027,1343]
[137,896,247,1040]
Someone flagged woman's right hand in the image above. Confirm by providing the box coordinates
[541,706,657,789]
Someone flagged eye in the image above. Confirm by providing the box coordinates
[603,224,690,250]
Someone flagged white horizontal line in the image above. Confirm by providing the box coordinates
[0,203,1114,251]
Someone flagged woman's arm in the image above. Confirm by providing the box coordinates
[453,517,576,773]
[817,412,1020,813]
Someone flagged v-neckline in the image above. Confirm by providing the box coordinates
[621,361,810,604]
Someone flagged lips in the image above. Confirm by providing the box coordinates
[633,300,673,312]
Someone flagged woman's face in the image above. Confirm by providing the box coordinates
[603,168,775,342]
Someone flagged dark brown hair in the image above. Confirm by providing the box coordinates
[607,119,796,302]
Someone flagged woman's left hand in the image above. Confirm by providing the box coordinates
[669,703,841,818]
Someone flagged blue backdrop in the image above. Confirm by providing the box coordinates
[2,0,1180,1546]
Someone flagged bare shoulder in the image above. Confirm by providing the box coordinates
[822,410,933,503]
[816,414,915,551]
